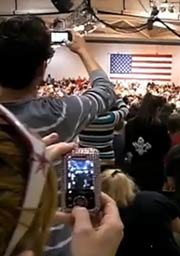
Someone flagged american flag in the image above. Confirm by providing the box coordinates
[109,53,172,82]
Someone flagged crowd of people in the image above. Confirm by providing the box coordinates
[39,76,180,108]
[1,14,180,256]
[37,76,90,97]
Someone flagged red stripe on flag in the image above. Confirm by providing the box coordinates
[131,72,171,76]
[132,54,172,58]
[133,60,172,64]
[133,66,171,70]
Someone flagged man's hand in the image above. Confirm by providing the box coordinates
[67,32,88,55]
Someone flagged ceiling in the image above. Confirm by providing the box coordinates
[0,0,180,44]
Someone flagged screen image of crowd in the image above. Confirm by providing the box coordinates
[67,159,94,190]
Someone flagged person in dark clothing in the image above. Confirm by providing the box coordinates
[166,144,180,206]
[168,114,180,146]
[102,169,180,256]
[125,93,171,191]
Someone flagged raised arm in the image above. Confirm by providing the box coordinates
[47,33,117,141]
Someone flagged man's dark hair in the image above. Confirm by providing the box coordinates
[0,15,53,90]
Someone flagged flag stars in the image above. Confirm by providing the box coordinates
[110,54,132,74]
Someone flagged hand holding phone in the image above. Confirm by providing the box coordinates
[54,193,124,256]
[65,32,88,54]
[61,148,101,212]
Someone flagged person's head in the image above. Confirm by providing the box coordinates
[0,15,53,90]
[136,92,166,124]
[101,169,138,208]
[0,123,56,255]
[168,114,180,134]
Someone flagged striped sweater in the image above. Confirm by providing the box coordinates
[79,98,129,165]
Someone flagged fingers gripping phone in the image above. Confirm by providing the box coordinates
[51,31,72,44]
[61,148,101,212]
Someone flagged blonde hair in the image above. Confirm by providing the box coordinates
[101,169,137,208]
[0,129,57,256]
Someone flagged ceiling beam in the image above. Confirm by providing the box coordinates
[85,35,180,45]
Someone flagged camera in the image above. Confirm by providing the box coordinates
[61,148,101,212]
[51,31,73,44]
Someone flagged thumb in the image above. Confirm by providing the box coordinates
[42,133,59,146]
[72,207,92,233]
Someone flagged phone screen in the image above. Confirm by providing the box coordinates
[51,32,69,44]
[66,158,95,209]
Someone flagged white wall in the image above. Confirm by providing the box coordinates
[46,43,180,85]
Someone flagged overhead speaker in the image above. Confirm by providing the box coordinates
[51,0,85,13]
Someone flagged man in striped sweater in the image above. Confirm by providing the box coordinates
[0,16,117,256]
[79,98,129,167]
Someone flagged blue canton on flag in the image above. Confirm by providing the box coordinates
[110,54,132,74]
